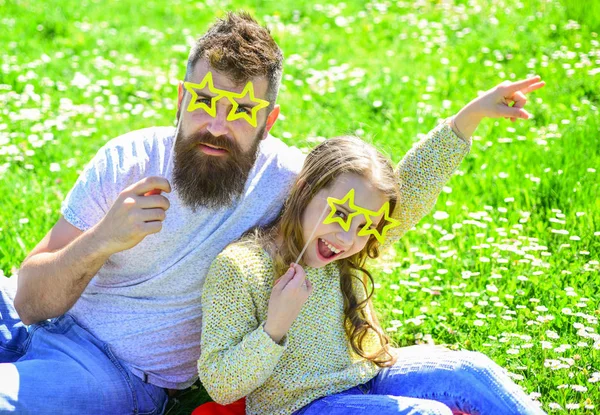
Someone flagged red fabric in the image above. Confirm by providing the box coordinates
[189,398,469,415]
[191,398,246,415]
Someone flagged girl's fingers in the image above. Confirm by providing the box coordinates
[521,81,545,95]
[289,263,306,286]
[504,76,542,95]
[497,103,531,119]
[304,278,313,294]
[277,266,296,288]
[290,263,305,275]
[511,91,528,108]
[290,272,306,289]
[508,91,527,122]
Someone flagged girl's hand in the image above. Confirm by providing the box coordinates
[453,76,546,139]
[263,263,313,343]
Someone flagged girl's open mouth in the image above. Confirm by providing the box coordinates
[316,238,344,261]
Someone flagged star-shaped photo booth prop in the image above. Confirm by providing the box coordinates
[183,72,270,128]
[183,72,219,117]
[226,83,270,127]
[323,188,361,232]
[323,188,401,244]
[357,201,401,244]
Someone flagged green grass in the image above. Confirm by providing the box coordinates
[1,0,599,413]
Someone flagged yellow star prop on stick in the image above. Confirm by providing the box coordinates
[182,71,270,128]
[183,72,219,117]
[323,188,401,244]
[357,201,401,244]
[323,188,361,232]
[226,83,270,127]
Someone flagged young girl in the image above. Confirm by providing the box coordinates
[198,77,547,415]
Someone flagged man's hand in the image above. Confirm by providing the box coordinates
[15,176,172,324]
[453,76,546,139]
[263,263,313,343]
[94,176,171,255]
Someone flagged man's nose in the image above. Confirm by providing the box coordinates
[206,106,229,137]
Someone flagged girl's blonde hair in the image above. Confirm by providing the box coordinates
[258,136,400,367]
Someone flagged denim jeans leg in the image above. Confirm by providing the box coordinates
[0,314,167,414]
[293,384,452,415]
[0,276,28,363]
[371,346,546,415]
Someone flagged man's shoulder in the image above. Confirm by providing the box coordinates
[103,126,175,153]
[92,126,175,176]
[258,135,306,174]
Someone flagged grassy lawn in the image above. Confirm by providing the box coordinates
[1,0,598,412]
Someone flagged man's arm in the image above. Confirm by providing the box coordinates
[15,176,171,325]
[15,218,111,325]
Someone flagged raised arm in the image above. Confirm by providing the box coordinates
[383,76,545,247]
[381,120,470,247]
[15,177,171,324]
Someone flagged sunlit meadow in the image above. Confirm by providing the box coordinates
[1,0,598,413]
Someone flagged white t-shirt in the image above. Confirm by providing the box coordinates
[61,126,304,389]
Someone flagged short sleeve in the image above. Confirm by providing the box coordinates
[60,144,123,231]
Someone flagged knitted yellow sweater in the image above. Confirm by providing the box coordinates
[198,122,470,415]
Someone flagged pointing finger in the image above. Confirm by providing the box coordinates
[521,81,546,95]
[504,76,542,95]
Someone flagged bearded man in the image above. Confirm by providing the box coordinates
[0,12,303,414]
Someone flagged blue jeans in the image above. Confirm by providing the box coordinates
[0,276,167,414]
[294,346,546,415]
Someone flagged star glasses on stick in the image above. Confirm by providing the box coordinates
[295,188,401,264]
[182,72,270,128]
[323,188,401,244]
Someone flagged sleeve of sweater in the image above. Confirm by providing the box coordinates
[382,120,471,248]
[198,251,286,404]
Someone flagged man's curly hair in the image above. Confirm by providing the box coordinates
[186,11,283,110]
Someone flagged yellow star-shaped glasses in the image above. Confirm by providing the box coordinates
[357,201,401,244]
[226,83,270,127]
[323,188,401,244]
[323,189,362,232]
[182,72,270,128]
[183,72,219,117]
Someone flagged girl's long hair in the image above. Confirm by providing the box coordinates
[257,136,400,367]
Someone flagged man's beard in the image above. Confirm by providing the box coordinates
[172,127,264,211]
